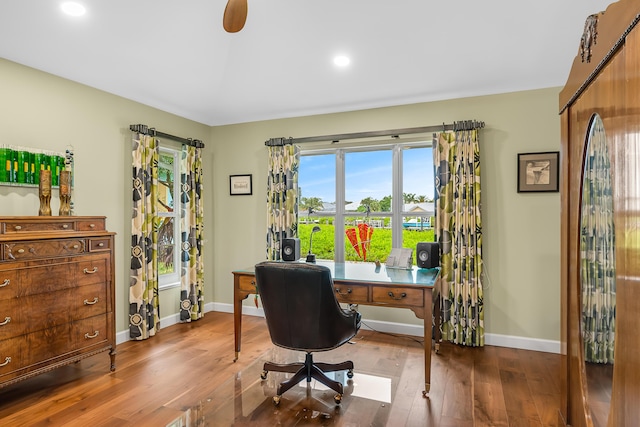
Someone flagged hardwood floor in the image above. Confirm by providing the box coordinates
[0,312,561,426]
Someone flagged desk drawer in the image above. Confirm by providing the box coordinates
[372,286,424,307]
[237,275,257,293]
[334,283,368,303]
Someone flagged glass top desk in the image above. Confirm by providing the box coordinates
[232,260,441,396]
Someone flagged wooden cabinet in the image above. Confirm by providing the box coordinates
[560,1,640,426]
[0,216,115,388]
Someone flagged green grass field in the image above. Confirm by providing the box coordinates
[298,223,434,264]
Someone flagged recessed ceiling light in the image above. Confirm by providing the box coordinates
[333,55,351,67]
[61,2,86,17]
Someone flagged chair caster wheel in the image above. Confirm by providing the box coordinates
[347,369,354,378]
[273,395,281,406]
[334,394,342,405]
[260,370,268,380]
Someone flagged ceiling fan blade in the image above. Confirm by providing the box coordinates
[223,0,248,33]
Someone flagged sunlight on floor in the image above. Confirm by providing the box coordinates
[299,371,392,403]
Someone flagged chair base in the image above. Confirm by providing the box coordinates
[261,352,354,405]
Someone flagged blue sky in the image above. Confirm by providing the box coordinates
[299,147,433,204]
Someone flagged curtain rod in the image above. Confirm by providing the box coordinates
[130,124,205,149]
[264,120,484,146]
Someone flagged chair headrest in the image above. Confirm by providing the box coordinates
[255,260,330,274]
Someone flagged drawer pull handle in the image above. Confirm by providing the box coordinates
[14,225,22,231]
[335,288,352,295]
[85,331,99,339]
[0,357,10,367]
[84,297,99,305]
[17,249,25,254]
[0,317,10,326]
[0,279,9,287]
[90,224,96,228]
[98,242,105,248]
[73,244,79,249]
[83,267,98,274]
[387,291,407,300]
[62,224,69,229]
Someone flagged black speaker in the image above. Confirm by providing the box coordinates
[416,242,439,269]
[281,238,300,261]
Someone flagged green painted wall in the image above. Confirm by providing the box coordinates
[0,58,561,343]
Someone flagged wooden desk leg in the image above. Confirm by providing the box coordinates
[233,275,242,362]
[433,288,442,354]
[422,291,433,397]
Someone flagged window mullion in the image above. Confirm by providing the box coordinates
[335,149,345,263]
[392,145,403,248]
[174,150,181,277]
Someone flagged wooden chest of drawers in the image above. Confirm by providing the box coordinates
[0,216,115,388]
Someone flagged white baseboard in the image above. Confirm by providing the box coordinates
[484,333,560,354]
[116,302,560,354]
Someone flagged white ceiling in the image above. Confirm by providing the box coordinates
[0,1,614,126]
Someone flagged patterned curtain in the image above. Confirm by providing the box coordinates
[433,128,484,346]
[266,144,300,260]
[130,133,160,340]
[180,144,205,322]
[581,116,615,364]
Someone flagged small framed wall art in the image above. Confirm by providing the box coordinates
[517,151,559,193]
[229,174,252,196]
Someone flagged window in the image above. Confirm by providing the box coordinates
[157,147,180,289]
[298,153,336,259]
[299,141,434,264]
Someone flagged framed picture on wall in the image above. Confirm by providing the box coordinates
[517,152,559,193]
[229,174,252,196]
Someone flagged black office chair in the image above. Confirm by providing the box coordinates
[254,261,361,406]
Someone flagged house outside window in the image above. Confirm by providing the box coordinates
[298,141,434,264]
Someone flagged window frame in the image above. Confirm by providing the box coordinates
[300,139,433,263]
